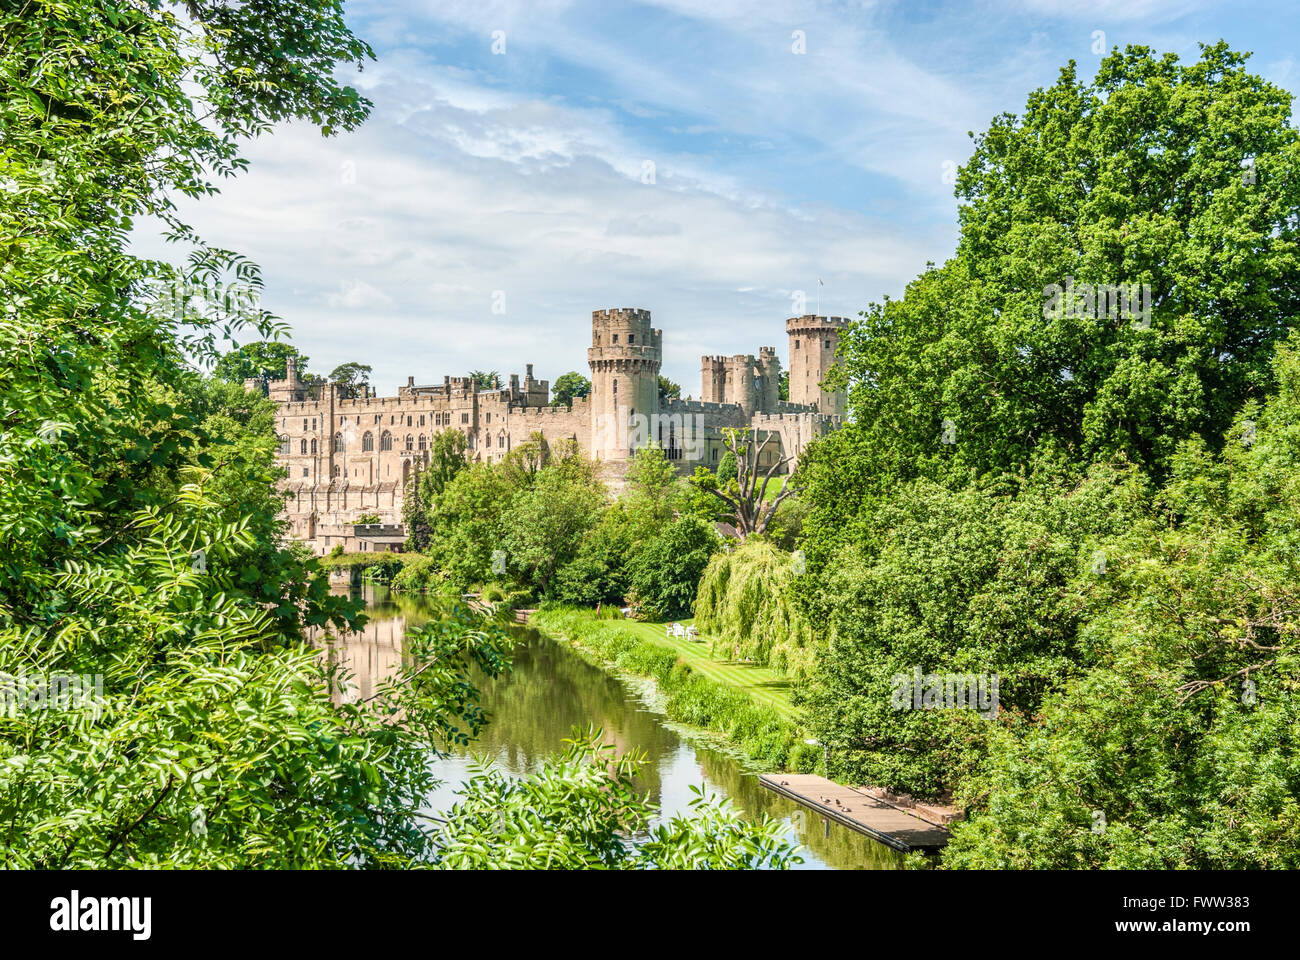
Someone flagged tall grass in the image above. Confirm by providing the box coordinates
[692,539,816,679]
[531,606,813,771]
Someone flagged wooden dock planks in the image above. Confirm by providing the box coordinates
[759,773,950,852]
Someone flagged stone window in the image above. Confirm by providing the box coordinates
[825,340,831,349]
[332,464,340,478]
[405,435,413,451]
[497,433,506,448]
[418,435,427,452]
[312,418,317,430]
[310,438,317,454]
[333,433,344,452]
[300,439,307,454]
[380,431,392,451]
[302,467,308,477]
[279,435,291,456]
[302,418,308,432]
[461,413,469,424]
[612,334,618,343]
[628,334,634,344]
[485,413,491,423]
[362,431,374,452]
[419,414,426,426]
[794,340,800,350]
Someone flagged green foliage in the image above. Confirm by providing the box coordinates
[657,375,681,404]
[829,43,1300,489]
[434,729,800,869]
[941,338,1300,867]
[625,516,719,621]
[468,370,500,390]
[805,465,1146,797]
[328,362,372,394]
[501,462,605,596]
[214,341,311,384]
[551,371,591,408]
[694,539,816,678]
[318,551,406,583]
[354,513,381,524]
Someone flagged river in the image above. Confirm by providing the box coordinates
[330,585,903,870]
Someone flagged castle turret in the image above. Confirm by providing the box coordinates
[786,315,848,417]
[588,308,661,462]
[758,346,781,412]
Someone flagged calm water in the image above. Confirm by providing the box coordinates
[329,586,903,870]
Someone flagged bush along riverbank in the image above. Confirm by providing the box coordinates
[530,606,820,773]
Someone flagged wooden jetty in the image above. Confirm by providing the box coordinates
[758,773,950,852]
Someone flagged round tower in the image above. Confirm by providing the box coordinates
[786,315,848,417]
[588,308,662,462]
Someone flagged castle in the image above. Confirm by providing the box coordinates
[254,309,847,551]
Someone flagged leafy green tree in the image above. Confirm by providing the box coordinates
[622,443,682,532]
[469,370,500,390]
[214,341,311,383]
[425,464,514,589]
[827,43,1300,499]
[942,337,1300,868]
[402,462,433,552]
[694,539,817,677]
[551,371,591,408]
[657,375,681,404]
[625,516,718,621]
[329,361,372,395]
[778,370,789,402]
[501,462,605,596]
[425,428,469,497]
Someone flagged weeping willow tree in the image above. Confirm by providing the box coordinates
[693,539,816,678]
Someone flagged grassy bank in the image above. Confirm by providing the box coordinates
[529,606,818,772]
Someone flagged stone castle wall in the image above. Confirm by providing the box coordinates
[258,308,847,551]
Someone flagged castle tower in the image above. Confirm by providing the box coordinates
[786,315,848,417]
[700,356,727,404]
[758,346,781,412]
[588,308,662,462]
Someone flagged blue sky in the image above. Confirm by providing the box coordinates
[150,0,1300,394]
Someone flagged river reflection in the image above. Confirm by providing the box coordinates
[327,586,903,870]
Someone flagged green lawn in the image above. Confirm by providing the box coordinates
[619,618,797,721]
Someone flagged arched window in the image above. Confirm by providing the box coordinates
[362,431,374,452]
[418,434,427,451]
[332,464,340,478]
[498,432,506,449]
[333,433,344,452]
[380,431,392,451]
[300,438,307,455]
[405,435,413,451]
[310,438,317,454]
[279,435,291,456]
